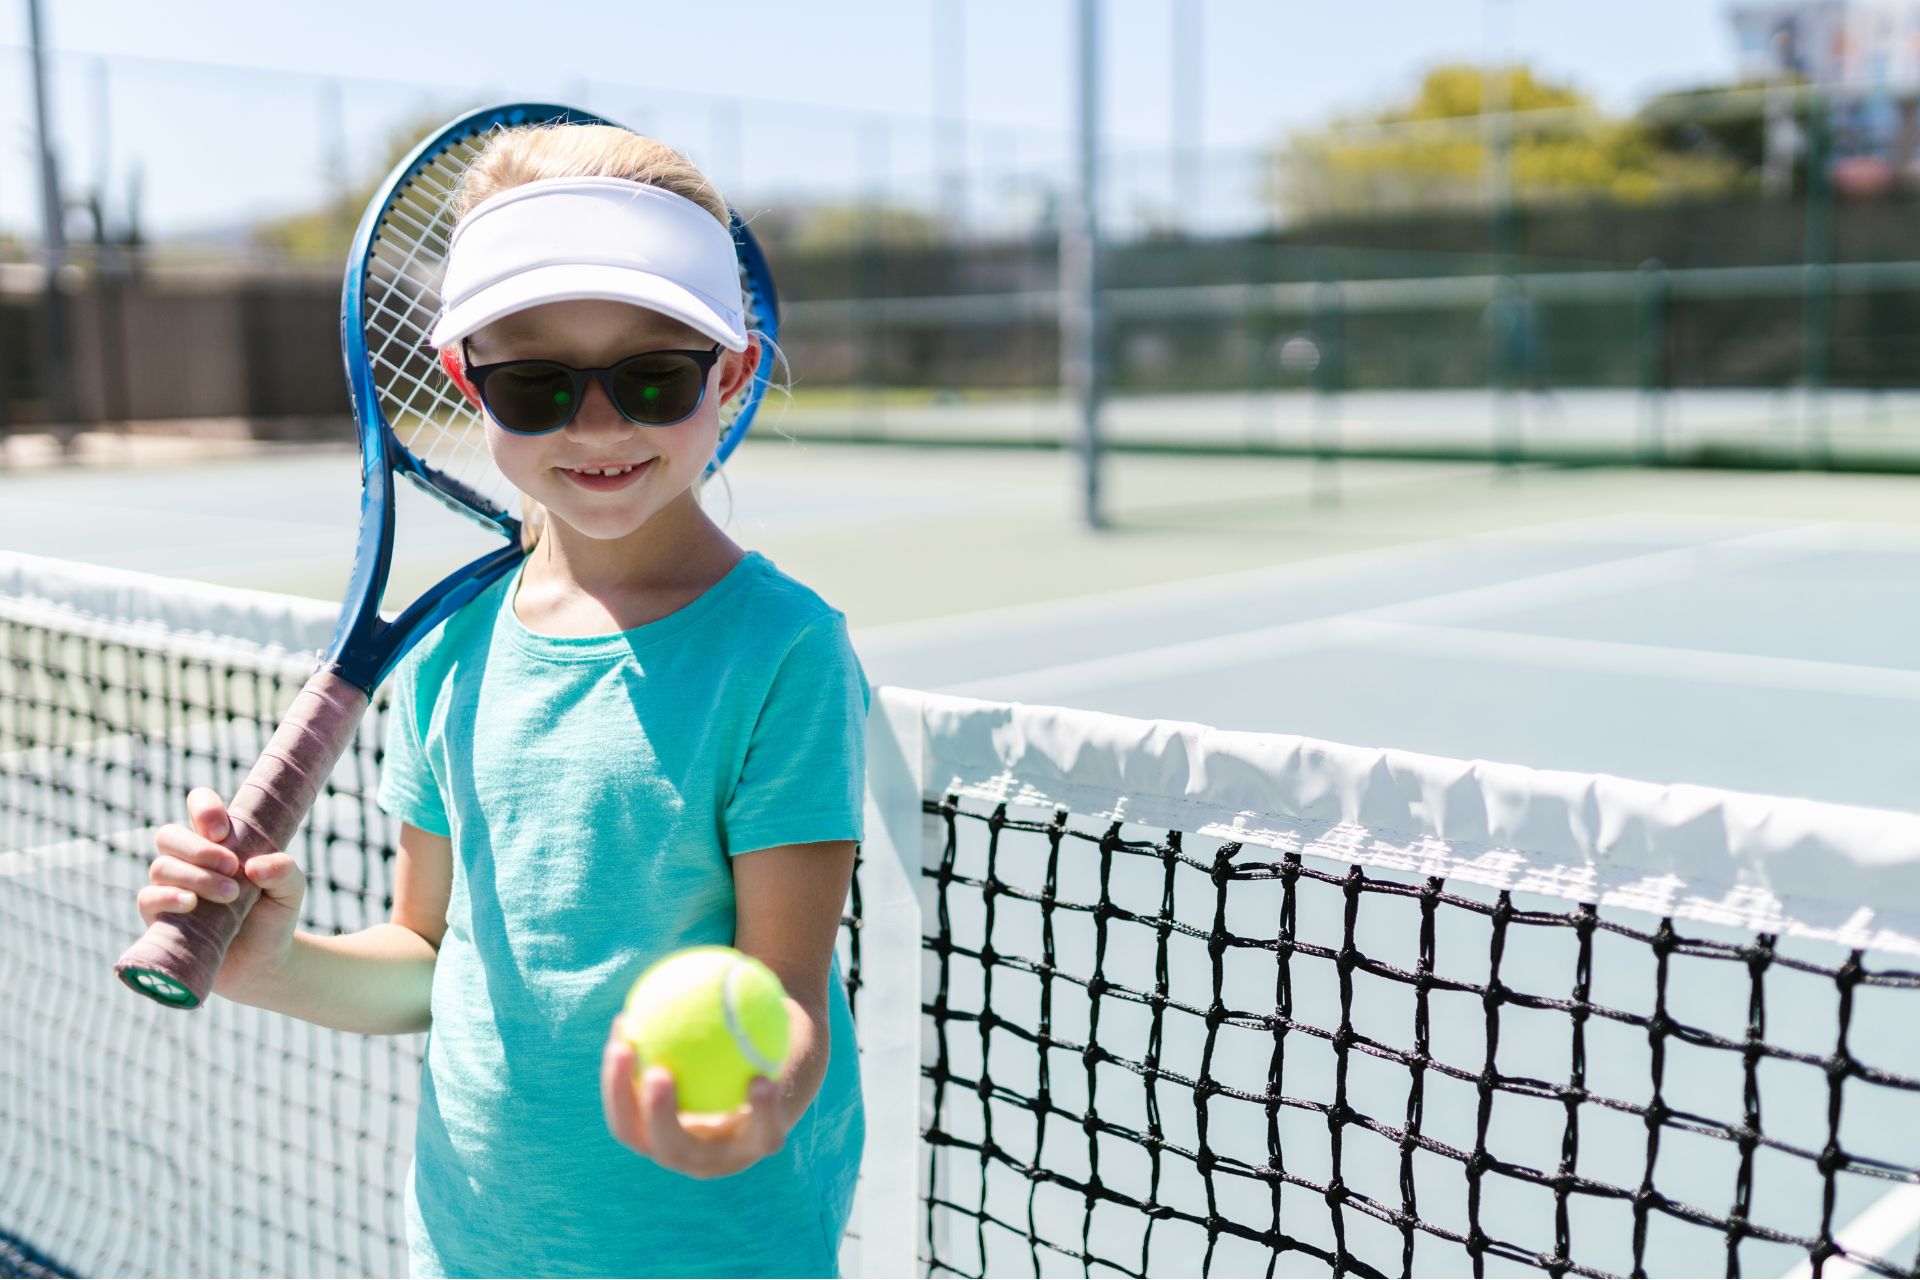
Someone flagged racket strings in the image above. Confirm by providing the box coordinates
[363,130,515,520]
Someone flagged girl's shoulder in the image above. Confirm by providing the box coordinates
[704,554,862,688]
[729,552,843,632]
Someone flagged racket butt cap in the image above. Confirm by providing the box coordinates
[115,962,204,1009]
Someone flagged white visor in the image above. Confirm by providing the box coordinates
[430,177,748,351]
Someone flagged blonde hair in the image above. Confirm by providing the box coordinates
[454,123,729,225]
[451,124,735,550]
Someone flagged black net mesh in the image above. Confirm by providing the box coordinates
[0,584,874,1279]
[916,796,1920,1279]
[4,566,1919,1279]
[0,611,417,1278]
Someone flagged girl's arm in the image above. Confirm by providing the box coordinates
[244,818,450,1035]
[601,839,856,1178]
[141,791,448,1036]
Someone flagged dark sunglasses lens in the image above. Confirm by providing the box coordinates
[484,363,578,433]
[610,354,707,424]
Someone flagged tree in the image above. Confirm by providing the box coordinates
[750,202,947,253]
[1274,65,1749,223]
[252,112,453,264]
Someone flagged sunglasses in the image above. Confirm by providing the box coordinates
[461,343,725,435]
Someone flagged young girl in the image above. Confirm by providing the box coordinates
[136,123,867,1278]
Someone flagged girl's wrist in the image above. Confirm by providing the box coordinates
[215,931,305,1009]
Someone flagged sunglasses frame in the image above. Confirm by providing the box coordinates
[461,341,726,435]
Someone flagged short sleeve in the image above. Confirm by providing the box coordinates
[723,613,870,857]
[376,652,452,837]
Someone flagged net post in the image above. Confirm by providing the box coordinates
[854,686,930,1277]
[1062,0,1104,529]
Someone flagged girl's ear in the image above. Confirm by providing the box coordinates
[440,347,482,406]
[718,336,761,405]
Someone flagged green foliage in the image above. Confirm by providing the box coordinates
[1638,80,1804,178]
[252,194,364,264]
[756,202,948,253]
[1277,64,1750,222]
[252,111,453,264]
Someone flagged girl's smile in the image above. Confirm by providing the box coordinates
[557,458,657,491]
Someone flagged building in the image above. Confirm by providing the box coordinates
[1731,0,1920,191]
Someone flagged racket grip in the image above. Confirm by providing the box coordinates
[114,669,371,1009]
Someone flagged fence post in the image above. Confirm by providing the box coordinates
[1801,89,1834,468]
[1061,0,1105,529]
[1487,275,1530,467]
[26,0,80,450]
[1310,259,1345,504]
[1637,258,1668,464]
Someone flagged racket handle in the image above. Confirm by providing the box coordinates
[114,669,371,1009]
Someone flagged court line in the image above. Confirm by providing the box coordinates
[1780,1183,1920,1279]
[856,506,1827,660]
[1349,620,1920,701]
[941,523,1842,702]
[0,831,150,878]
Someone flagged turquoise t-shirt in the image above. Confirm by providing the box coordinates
[375,551,868,1279]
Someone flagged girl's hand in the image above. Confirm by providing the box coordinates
[599,1016,788,1179]
[137,786,307,1001]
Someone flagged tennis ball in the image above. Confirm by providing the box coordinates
[620,946,791,1115]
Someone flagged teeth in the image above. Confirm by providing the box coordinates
[574,464,638,476]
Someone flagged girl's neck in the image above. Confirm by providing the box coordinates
[516,492,745,636]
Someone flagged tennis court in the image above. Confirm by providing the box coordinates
[3,438,1917,1276]
[7,438,1914,807]
[11,0,1920,1271]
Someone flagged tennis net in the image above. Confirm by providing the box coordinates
[3,552,1919,1278]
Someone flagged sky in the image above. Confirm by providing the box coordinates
[0,0,1739,241]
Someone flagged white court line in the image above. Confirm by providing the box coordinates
[1781,1183,1920,1279]
[939,523,1884,702]
[0,830,150,877]
[1482,511,1920,555]
[858,511,1842,661]
[856,525,1471,659]
[1350,620,1920,702]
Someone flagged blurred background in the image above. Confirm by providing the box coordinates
[8,0,1920,470]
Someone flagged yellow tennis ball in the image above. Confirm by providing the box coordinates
[620,946,791,1115]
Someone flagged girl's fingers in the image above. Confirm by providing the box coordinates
[136,882,200,925]
[693,1079,779,1157]
[185,788,231,843]
[153,823,238,876]
[638,1067,687,1160]
[600,1048,781,1178]
[242,852,305,909]
[146,852,239,904]
[600,1019,649,1153]
[668,1079,782,1176]
[745,1078,783,1154]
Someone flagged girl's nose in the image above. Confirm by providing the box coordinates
[562,375,633,436]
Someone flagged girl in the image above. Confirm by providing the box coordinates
[136,123,867,1279]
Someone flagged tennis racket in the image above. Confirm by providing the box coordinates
[115,102,780,1008]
